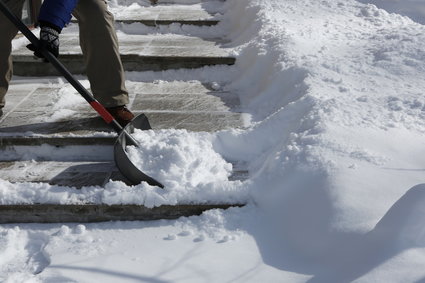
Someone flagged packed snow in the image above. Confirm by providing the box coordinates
[2,0,425,282]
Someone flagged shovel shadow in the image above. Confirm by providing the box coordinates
[49,162,131,188]
[0,117,111,135]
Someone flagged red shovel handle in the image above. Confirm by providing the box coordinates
[89,101,114,124]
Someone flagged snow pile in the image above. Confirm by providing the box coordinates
[207,0,425,277]
[0,227,38,282]
[357,0,425,24]
[0,130,247,207]
[128,129,232,187]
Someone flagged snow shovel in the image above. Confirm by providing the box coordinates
[0,1,164,188]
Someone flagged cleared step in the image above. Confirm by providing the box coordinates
[110,3,220,26]
[0,81,244,136]
[0,204,245,223]
[0,111,242,135]
[12,33,235,76]
[152,0,226,4]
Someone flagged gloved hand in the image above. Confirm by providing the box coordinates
[27,25,60,59]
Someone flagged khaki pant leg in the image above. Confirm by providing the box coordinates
[0,0,26,109]
[72,0,129,108]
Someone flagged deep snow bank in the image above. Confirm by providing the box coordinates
[212,0,425,270]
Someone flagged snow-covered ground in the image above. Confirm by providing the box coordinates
[2,0,425,282]
[357,0,425,24]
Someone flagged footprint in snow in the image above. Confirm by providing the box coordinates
[178,231,192,237]
[164,234,177,241]
[193,235,205,242]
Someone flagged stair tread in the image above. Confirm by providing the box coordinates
[0,81,245,135]
[0,160,249,187]
[110,3,221,25]
[13,33,233,58]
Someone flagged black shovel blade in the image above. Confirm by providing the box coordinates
[114,114,164,188]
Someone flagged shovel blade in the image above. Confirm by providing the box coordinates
[114,114,164,188]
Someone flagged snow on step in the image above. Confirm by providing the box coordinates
[0,160,248,188]
[12,33,235,76]
[0,80,248,195]
[0,128,248,222]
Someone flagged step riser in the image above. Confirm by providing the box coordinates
[120,20,219,26]
[72,19,220,26]
[12,56,235,77]
[0,204,244,223]
[0,112,243,135]
[0,137,115,147]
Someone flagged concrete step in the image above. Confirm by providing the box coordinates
[12,33,235,76]
[0,160,248,188]
[0,81,244,135]
[0,136,115,147]
[0,204,244,223]
[0,111,243,135]
[0,148,248,223]
[0,161,124,187]
[109,3,221,26]
[0,80,248,192]
[150,0,225,5]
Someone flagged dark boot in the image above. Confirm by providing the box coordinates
[106,105,135,127]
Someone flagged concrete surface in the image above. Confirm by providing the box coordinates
[0,81,243,135]
[0,159,248,188]
[111,3,220,26]
[12,33,235,76]
[0,204,244,223]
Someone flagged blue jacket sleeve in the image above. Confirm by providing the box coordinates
[38,0,79,31]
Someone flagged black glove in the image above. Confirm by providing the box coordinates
[27,25,60,59]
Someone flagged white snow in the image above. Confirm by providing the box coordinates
[2,0,425,281]
[1,206,310,283]
[357,0,425,24]
[128,129,233,187]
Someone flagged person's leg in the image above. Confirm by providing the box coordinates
[0,0,26,114]
[72,0,129,108]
